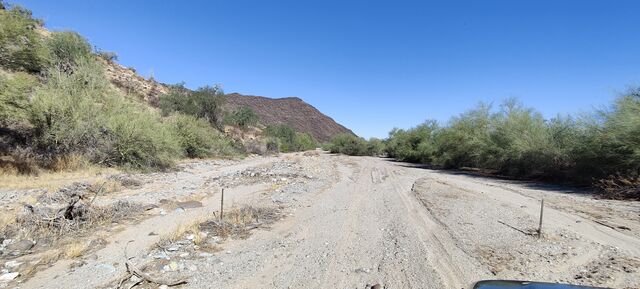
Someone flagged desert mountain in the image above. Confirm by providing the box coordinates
[225,93,354,142]
[102,61,353,142]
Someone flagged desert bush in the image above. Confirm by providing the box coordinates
[27,57,183,169]
[264,124,318,152]
[96,50,118,62]
[0,71,38,125]
[101,103,181,169]
[386,120,439,162]
[293,132,317,151]
[482,100,559,176]
[326,133,368,156]
[226,106,259,128]
[28,57,109,158]
[366,138,386,156]
[167,113,237,158]
[383,92,640,199]
[46,31,92,70]
[0,4,48,72]
[159,84,227,129]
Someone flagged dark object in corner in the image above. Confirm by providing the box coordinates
[473,280,609,289]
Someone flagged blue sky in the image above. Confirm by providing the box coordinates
[13,0,640,138]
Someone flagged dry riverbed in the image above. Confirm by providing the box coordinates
[0,151,638,288]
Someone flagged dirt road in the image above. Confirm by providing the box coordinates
[9,152,640,288]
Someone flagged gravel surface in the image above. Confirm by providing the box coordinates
[3,152,639,288]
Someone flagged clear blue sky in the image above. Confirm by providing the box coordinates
[13,0,640,138]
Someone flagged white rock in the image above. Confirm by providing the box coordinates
[0,272,19,281]
[4,261,21,269]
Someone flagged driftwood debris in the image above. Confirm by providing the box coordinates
[117,241,187,289]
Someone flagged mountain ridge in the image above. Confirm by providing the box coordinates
[225,92,354,142]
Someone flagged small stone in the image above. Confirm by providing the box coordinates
[176,201,203,209]
[186,234,195,240]
[179,252,189,258]
[159,285,169,289]
[169,261,179,271]
[150,252,170,260]
[198,252,213,258]
[0,272,19,281]
[167,246,179,252]
[130,275,142,283]
[6,240,34,252]
[94,263,116,273]
[4,261,21,269]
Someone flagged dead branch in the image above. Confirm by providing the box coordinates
[498,220,536,236]
[117,241,187,289]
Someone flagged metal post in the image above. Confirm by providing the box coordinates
[537,198,544,238]
[220,188,225,221]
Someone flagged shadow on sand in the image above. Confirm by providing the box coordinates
[380,157,594,196]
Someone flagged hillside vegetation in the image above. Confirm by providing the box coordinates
[328,96,640,200]
[0,3,320,175]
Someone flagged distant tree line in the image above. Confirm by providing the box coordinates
[327,94,640,200]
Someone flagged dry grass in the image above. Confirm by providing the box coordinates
[595,174,640,200]
[157,205,281,250]
[2,200,142,243]
[64,241,87,258]
[0,165,119,191]
[201,205,281,239]
[48,154,90,172]
[161,218,207,245]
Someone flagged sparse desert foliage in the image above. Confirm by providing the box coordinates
[265,124,318,152]
[159,84,227,129]
[380,95,640,200]
[167,113,237,158]
[0,4,241,173]
[226,106,259,128]
[0,4,48,72]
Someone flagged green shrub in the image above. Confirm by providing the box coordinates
[293,132,317,151]
[386,121,439,162]
[167,113,237,158]
[366,138,386,156]
[28,57,183,170]
[326,133,368,156]
[28,57,109,157]
[0,71,38,125]
[483,100,558,176]
[101,104,181,169]
[226,106,259,128]
[46,31,92,70]
[0,4,49,72]
[384,92,640,198]
[159,84,227,129]
[264,124,318,152]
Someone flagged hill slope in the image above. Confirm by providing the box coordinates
[225,93,354,142]
[100,61,353,142]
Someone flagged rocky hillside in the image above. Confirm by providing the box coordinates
[226,93,354,142]
[101,61,353,143]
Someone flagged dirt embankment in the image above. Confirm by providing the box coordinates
[1,153,638,289]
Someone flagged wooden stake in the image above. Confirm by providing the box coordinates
[220,188,225,221]
[537,198,544,238]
